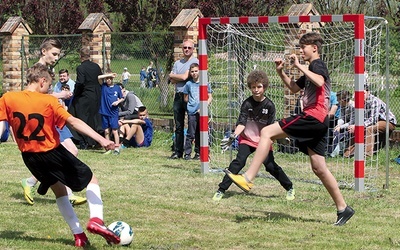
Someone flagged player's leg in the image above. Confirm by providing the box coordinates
[51,181,89,247]
[308,149,354,225]
[184,114,196,159]
[85,175,120,244]
[263,150,295,200]
[193,114,200,160]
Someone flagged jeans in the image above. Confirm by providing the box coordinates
[173,93,187,156]
[184,113,200,156]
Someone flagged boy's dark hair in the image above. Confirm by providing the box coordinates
[189,63,199,70]
[138,106,147,112]
[40,38,62,56]
[58,69,69,75]
[247,70,269,89]
[61,83,70,91]
[336,90,351,103]
[299,32,323,54]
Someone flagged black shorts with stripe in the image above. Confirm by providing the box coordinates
[21,145,93,195]
[278,113,328,156]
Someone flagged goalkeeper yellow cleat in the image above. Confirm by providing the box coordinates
[224,169,253,193]
[69,194,87,206]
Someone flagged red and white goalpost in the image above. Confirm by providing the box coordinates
[198,14,366,191]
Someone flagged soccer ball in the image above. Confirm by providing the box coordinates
[107,221,134,246]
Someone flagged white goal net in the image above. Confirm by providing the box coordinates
[204,16,387,190]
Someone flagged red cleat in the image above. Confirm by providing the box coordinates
[74,232,90,247]
[86,217,120,245]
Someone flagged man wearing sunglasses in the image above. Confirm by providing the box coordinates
[168,40,199,159]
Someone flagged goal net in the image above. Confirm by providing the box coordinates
[200,15,388,191]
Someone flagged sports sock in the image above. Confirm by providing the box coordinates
[26,177,38,187]
[66,186,73,197]
[56,195,83,234]
[86,183,103,220]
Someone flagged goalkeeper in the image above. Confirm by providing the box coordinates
[212,70,295,201]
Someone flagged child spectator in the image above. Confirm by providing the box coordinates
[119,106,154,148]
[98,72,124,154]
[140,66,147,88]
[182,63,212,160]
[121,67,131,86]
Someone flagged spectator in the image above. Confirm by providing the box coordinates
[183,63,212,160]
[117,83,144,120]
[69,48,103,149]
[327,91,340,154]
[344,85,396,157]
[147,67,158,88]
[98,72,124,155]
[140,66,147,88]
[120,106,154,148]
[328,90,355,157]
[121,67,131,86]
[0,120,14,143]
[54,69,76,107]
[168,39,199,159]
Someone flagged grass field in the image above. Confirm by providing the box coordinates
[1,130,400,249]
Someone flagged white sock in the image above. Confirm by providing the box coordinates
[66,186,73,197]
[26,177,38,187]
[56,196,83,234]
[86,183,103,220]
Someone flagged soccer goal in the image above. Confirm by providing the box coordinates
[197,14,389,191]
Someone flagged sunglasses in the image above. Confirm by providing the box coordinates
[183,46,193,49]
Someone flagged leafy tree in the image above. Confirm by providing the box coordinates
[0,0,25,25]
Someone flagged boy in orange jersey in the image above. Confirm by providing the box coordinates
[0,63,120,247]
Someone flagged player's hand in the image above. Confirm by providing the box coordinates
[221,133,237,152]
[274,58,284,71]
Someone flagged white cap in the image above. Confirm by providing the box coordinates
[124,67,127,70]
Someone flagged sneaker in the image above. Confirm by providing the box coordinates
[113,149,120,155]
[286,188,295,201]
[192,153,200,160]
[69,194,87,206]
[120,144,127,150]
[21,179,34,205]
[223,169,253,193]
[169,152,182,159]
[103,150,112,155]
[74,232,90,247]
[212,191,224,201]
[184,154,191,160]
[334,206,355,226]
[86,217,120,245]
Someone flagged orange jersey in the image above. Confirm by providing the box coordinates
[0,90,72,152]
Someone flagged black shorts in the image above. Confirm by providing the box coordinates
[278,113,328,156]
[21,145,93,195]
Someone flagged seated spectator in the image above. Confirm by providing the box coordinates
[119,106,153,148]
[328,90,355,157]
[326,91,340,154]
[117,83,144,120]
[0,120,14,143]
[344,85,396,157]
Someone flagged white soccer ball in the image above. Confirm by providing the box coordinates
[107,221,134,246]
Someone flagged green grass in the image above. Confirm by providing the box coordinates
[1,131,400,249]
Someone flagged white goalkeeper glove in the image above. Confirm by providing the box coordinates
[221,133,237,152]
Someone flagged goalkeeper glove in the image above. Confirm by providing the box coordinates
[221,133,237,152]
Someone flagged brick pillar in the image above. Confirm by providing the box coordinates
[170,9,203,61]
[78,13,113,71]
[0,17,32,92]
